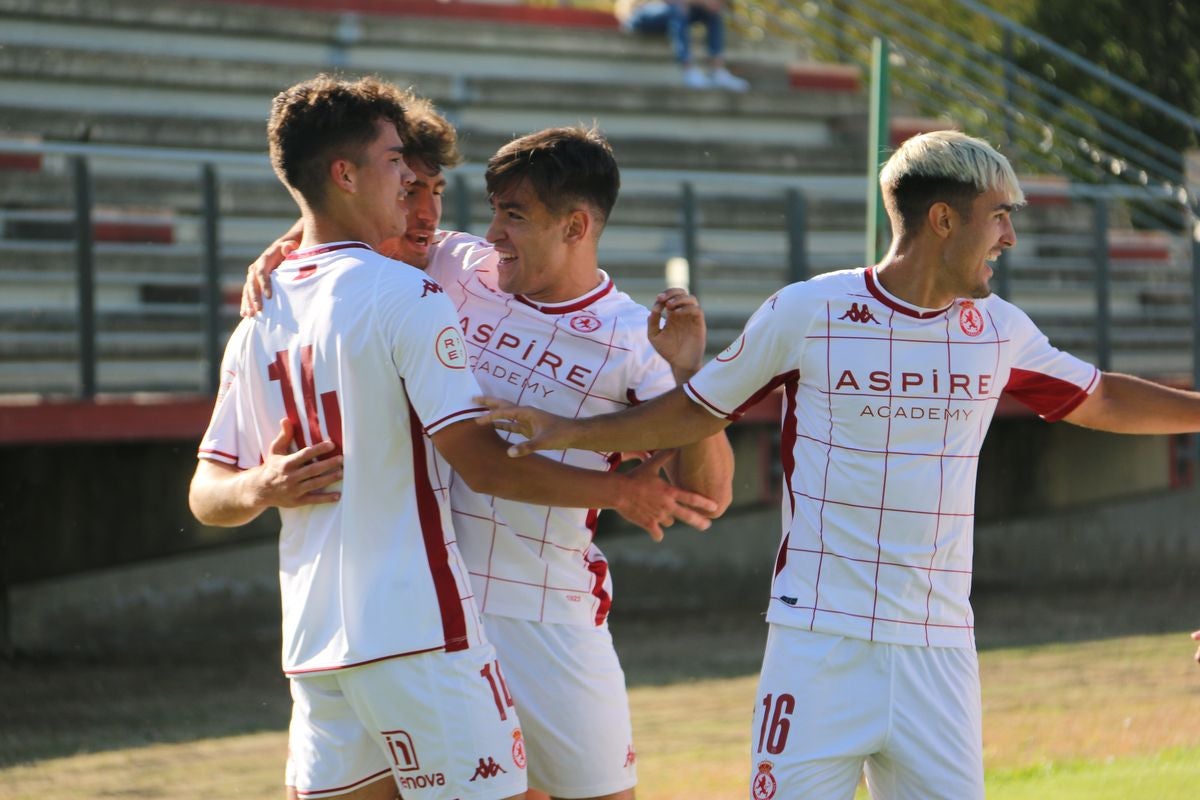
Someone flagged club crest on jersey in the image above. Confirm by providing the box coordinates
[569,314,602,333]
[421,279,444,297]
[716,333,745,363]
[752,760,778,800]
[435,326,468,369]
[839,302,880,325]
[511,728,527,769]
[959,301,985,337]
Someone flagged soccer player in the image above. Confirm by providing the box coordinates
[190,75,718,800]
[475,130,1200,799]
[244,118,733,800]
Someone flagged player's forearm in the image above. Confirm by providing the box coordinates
[1066,372,1200,433]
[188,462,268,527]
[672,432,734,516]
[567,387,730,453]
[466,451,634,510]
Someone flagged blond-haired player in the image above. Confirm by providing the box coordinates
[476,130,1200,799]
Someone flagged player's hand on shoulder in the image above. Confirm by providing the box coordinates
[250,418,343,508]
[241,237,297,317]
[474,396,575,455]
[648,287,707,380]
[616,450,719,541]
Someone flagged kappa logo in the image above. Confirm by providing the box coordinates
[421,279,444,297]
[435,326,467,370]
[469,757,508,782]
[569,314,602,333]
[838,302,880,324]
[752,760,778,800]
[959,302,985,337]
[511,728,527,769]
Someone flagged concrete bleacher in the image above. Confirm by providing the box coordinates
[0,0,1194,397]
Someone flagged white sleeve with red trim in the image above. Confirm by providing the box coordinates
[425,230,495,287]
[684,282,816,420]
[197,320,261,469]
[1000,300,1099,421]
[376,272,486,434]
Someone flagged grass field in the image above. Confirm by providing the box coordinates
[2,587,1198,799]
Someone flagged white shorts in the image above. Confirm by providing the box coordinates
[286,643,527,799]
[748,625,983,800]
[484,614,637,798]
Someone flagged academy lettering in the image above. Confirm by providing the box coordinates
[470,356,555,398]
[859,405,974,421]
[833,369,991,397]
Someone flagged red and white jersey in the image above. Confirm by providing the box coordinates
[427,232,675,626]
[197,241,489,675]
[686,267,1099,648]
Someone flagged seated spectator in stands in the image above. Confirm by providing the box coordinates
[615,0,749,91]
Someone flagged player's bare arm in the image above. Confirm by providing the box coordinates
[478,386,731,458]
[645,288,735,514]
[1064,373,1200,433]
[433,417,718,541]
[189,418,342,527]
[1192,631,1200,665]
[240,218,303,316]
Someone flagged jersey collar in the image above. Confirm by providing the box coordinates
[864,267,954,319]
[284,241,373,260]
[514,271,614,315]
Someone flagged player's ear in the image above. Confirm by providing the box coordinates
[563,208,591,244]
[927,201,955,239]
[329,157,356,194]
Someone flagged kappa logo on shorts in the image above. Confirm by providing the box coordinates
[382,730,420,771]
[959,301,985,337]
[469,756,507,781]
[838,302,880,325]
[511,728,527,769]
[752,760,778,800]
[421,279,444,297]
[569,314,602,333]
[435,326,468,370]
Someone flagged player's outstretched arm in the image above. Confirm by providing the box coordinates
[189,419,343,527]
[1065,373,1200,433]
[240,218,303,317]
[432,420,719,541]
[477,386,731,457]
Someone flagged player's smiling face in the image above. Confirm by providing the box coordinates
[485,179,575,301]
[944,186,1017,300]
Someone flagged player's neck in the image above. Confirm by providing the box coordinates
[874,244,956,310]
[521,262,604,305]
[298,209,378,252]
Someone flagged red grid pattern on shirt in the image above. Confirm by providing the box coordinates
[449,278,666,624]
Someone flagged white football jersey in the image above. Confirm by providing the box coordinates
[198,242,489,674]
[427,232,675,626]
[686,267,1099,648]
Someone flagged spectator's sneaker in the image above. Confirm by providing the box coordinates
[683,65,713,89]
[710,67,750,92]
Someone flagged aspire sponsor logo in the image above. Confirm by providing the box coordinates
[833,369,993,398]
[459,317,595,389]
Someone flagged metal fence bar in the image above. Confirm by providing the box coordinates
[681,181,699,299]
[786,188,809,284]
[1092,197,1112,371]
[201,164,222,395]
[71,156,96,400]
[866,37,889,264]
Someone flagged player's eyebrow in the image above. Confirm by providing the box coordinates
[994,203,1015,213]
